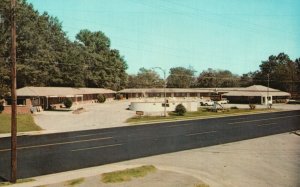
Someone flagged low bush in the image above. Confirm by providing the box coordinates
[249,104,256,110]
[97,94,106,103]
[63,98,73,108]
[175,104,187,116]
[230,106,238,109]
[0,99,4,113]
[115,93,123,100]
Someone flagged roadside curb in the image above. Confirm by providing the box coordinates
[127,109,281,125]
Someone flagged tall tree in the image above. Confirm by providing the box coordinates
[196,68,240,88]
[167,67,196,88]
[240,72,255,87]
[127,68,164,88]
[253,53,299,93]
[0,0,128,93]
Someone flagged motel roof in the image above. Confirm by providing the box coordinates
[222,85,291,97]
[17,87,116,97]
[119,85,290,97]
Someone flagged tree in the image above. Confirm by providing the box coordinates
[196,68,240,88]
[0,1,128,92]
[76,29,110,53]
[127,68,164,88]
[253,53,299,93]
[167,67,196,88]
[240,72,255,87]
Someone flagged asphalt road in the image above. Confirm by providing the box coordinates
[0,110,299,180]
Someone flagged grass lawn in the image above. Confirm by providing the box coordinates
[101,165,156,183]
[126,108,275,124]
[0,114,42,134]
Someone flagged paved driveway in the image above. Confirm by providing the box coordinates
[34,101,135,133]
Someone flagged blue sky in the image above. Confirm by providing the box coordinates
[27,0,300,76]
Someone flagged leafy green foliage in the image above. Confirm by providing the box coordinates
[115,93,123,100]
[0,1,128,94]
[127,68,164,88]
[63,98,73,108]
[196,68,240,88]
[167,67,196,88]
[175,104,187,116]
[253,53,300,94]
[97,94,106,103]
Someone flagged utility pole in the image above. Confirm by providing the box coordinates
[153,67,167,117]
[10,0,17,183]
[267,73,269,108]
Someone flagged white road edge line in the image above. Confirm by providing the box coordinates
[0,137,113,152]
[228,114,300,125]
[71,143,123,152]
[186,130,217,137]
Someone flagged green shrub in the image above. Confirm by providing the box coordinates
[115,93,123,100]
[97,94,106,103]
[0,99,4,113]
[63,98,73,108]
[249,104,256,110]
[175,104,187,116]
[230,106,238,109]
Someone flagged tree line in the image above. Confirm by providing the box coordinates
[0,1,299,98]
[128,53,300,97]
[0,0,128,97]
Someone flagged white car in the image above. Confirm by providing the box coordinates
[217,99,229,104]
[200,100,214,106]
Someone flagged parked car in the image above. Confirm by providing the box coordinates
[200,100,214,106]
[217,99,229,104]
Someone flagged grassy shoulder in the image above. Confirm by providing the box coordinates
[101,165,156,183]
[126,108,276,124]
[64,178,85,186]
[0,114,42,133]
[0,179,35,186]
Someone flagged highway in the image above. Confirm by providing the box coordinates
[0,110,299,180]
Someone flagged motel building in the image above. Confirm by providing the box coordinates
[119,85,291,105]
[0,85,290,114]
[1,87,116,114]
[119,85,290,115]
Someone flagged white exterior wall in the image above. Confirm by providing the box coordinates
[129,101,198,112]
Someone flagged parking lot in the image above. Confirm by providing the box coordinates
[33,100,135,133]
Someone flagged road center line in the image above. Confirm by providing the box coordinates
[227,115,300,125]
[257,122,277,127]
[73,132,114,138]
[166,123,192,128]
[226,117,247,121]
[0,137,113,152]
[71,143,123,152]
[186,130,217,137]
